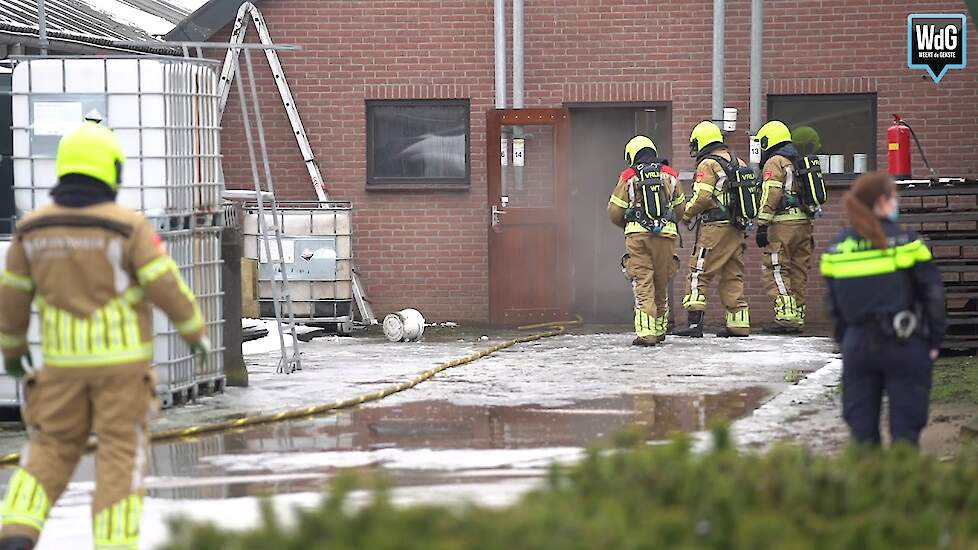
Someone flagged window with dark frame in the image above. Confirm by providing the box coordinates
[367,100,470,188]
[768,93,877,176]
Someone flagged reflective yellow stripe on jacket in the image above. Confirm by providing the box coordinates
[0,270,34,293]
[37,290,152,368]
[138,256,203,337]
[821,238,933,279]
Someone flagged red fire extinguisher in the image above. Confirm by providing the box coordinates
[888,115,912,179]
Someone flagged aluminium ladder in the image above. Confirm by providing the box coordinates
[233,47,302,375]
[216,2,377,328]
[179,41,301,373]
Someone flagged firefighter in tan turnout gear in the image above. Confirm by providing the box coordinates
[753,120,816,333]
[674,121,752,338]
[609,136,686,346]
[0,122,209,550]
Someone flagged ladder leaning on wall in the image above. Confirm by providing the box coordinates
[216,2,378,334]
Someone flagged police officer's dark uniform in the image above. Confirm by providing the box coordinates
[821,208,946,445]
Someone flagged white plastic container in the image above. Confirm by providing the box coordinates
[853,154,868,174]
[11,57,221,215]
[829,154,845,174]
[243,204,354,322]
[383,309,426,342]
[0,219,225,409]
[0,240,38,407]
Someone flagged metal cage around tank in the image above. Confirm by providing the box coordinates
[242,202,354,327]
[9,56,223,215]
[150,212,226,407]
[0,55,227,409]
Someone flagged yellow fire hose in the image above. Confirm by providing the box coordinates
[0,317,582,466]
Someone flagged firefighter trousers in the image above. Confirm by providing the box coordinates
[625,233,679,338]
[0,363,158,550]
[683,223,750,334]
[761,220,814,327]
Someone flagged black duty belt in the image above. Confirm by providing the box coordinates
[856,310,923,341]
[701,208,729,223]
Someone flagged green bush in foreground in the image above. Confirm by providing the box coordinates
[163,427,978,550]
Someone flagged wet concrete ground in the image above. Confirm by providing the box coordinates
[151,387,769,500]
[0,328,840,548]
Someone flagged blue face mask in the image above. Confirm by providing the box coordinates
[886,210,899,222]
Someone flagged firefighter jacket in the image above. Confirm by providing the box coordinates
[0,202,205,367]
[682,147,746,225]
[608,164,686,237]
[821,219,946,349]
[758,146,810,226]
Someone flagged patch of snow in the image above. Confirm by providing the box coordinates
[694,357,845,452]
[35,477,536,549]
[201,447,585,474]
[240,319,323,356]
[82,0,174,36]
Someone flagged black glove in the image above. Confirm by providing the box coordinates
[4,354,32,380]
[755,225,770,248]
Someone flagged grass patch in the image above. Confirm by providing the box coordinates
[931,355,978,404]
[163,426,978,550]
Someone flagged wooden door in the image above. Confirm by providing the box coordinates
[487,109,571,325]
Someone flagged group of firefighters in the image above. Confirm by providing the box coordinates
[0,113,949,549]
[609,118,947,448]
[610,119,819,346]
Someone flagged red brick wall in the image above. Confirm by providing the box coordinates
[216,0,978,324]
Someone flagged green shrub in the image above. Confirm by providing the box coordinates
[163,427,978,550]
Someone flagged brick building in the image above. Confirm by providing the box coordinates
[177,0,978,327]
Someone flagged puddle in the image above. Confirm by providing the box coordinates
[144,387,767,499]
[0,387,768,501]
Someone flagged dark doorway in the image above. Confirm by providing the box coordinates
[569,105,672,323]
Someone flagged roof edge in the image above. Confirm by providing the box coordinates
[165,0,244,42]
[0,21,179,55]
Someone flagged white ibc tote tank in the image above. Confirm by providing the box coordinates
[11,57,222,214]
[1,57,226,409]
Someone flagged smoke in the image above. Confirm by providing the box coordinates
[569,107,671,323]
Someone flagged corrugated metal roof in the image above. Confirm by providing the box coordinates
[0,0,155,42]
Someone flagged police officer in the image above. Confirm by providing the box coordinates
[0,122,209,550]
[753,120,815,333]
[608,136,685,346]
[821,172,946,446]
[674,121,750,338]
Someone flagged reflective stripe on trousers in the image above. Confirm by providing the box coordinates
[1,469,51,533]
[93,494,142,550]
[771,252,789,296]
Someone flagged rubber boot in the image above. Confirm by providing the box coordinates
[0,537,35,550]
[716,328,749,338]
[761,323,802,335]
[632,336,658,347]
[672,311,704,338]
